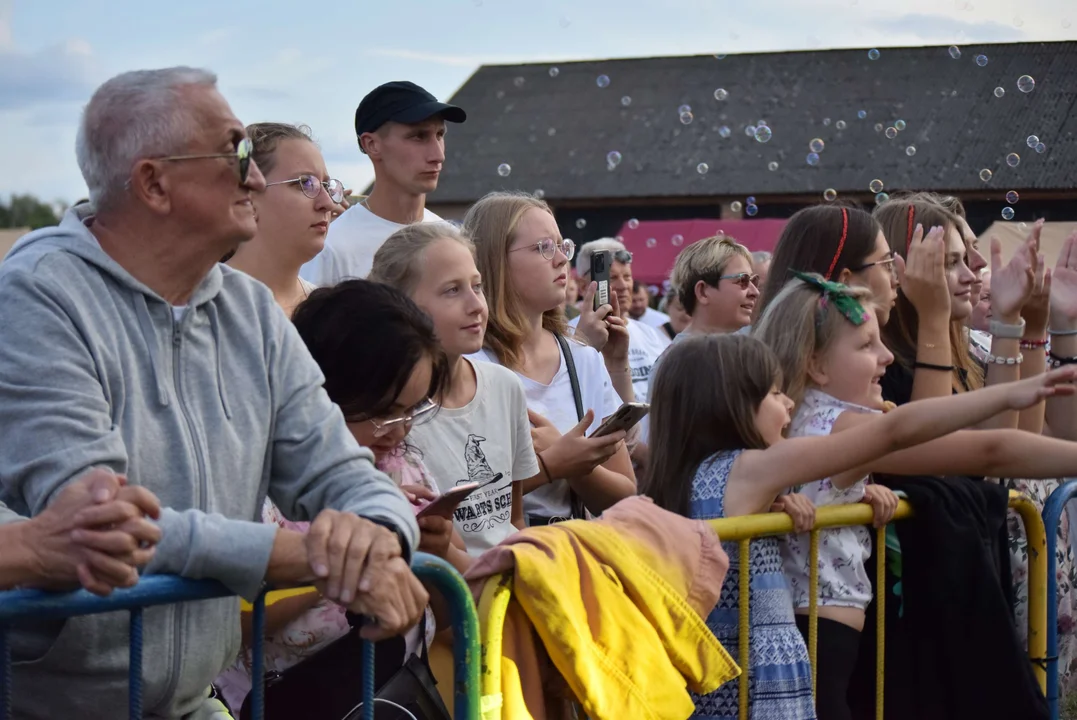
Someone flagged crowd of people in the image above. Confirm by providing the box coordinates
[2,64,1077,720]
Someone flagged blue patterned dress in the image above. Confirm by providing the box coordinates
[690,450,816,720]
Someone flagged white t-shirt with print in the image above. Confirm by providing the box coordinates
[300,204,443,285]
[469,340,620,520]
[568,315,668,441]
[408,359,539,556]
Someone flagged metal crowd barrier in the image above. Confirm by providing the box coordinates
[477,491,1047,720]
[0,552,481,720]
[1040,479,1077,720]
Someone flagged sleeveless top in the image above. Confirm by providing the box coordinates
[780,390,879,611]
[689,450,816,720]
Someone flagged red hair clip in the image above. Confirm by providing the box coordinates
[824,207,849,281]
[905,204,916,254]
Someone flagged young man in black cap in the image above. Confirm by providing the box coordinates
[302,81,466,284]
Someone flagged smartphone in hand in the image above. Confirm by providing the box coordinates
[592,250,612,312]
[589,402,650,438]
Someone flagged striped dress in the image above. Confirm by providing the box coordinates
[689,450,816,720]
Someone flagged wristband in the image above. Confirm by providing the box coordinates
[1048,352,1077,369]
[1049,327,1077,337]
[1019,338,1048,350]
[536,452,555,484]
[986,352,1023,366]
[989,318,1027,339]
[913,361,954,372]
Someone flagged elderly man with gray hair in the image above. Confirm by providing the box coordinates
[0,67,424,718]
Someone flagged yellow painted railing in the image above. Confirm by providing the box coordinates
[477,491,1046,720]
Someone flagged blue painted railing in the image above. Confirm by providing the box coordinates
[1041,479,1077,720]
[0,552,480,720]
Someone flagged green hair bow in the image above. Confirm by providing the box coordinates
[792,271,870,326]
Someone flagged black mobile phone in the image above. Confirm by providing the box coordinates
[589,402,650,438]
[592,249,612,311]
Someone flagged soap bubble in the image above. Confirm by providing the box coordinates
[979,168,993,182]
[746,196,756,204]
[809,138,825,153]
[823,188,838,202]
[514,77,525,88]
[754,126,773,143]
[1002,207,1015,220]
[1017,75,1035,93]
[875,192,890,205]
[497,163,511,177]
[745,125,758,138]
[714,88,729,101]
[718,126,732,138]
[680,112,694,125]
[906,145,917,156]
[596,75,610,88]
[767,161,779,171]
[869,179,885,193]
[696,162,709,175]
[885,127,898,139]
[1006,190,1020,204]
[895,119,907,131]
[836,120,847,130]
[1013,16,1024,28]
[1027,135,1040,148]
[858,110,868,119]
[949,46,962,59]
[645,237,657,248]
[575,219,586,229]
[606,151,622,167]
[714,53,727,59]
[1036,142,1046,154]
[549,67,559,77]
[868,49,880,60]
[874,123,884,133]
[806,152,820,166]
[534,189,545,199]
[730,201,743,212]
[823,118,832,126]
[746,204,759,217]
[671,234,684,247]
[621,96,632,107]
[627,218,640,229]
[975,54,988,67]
[547,127,556,136]
[678,104,692,115]
[756,119,769,127]
[994,87,1006,98]
[1006,153,1020,168]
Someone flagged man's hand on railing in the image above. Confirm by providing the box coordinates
[862,484,900,528]
[18,469,161,596]
[336,555,430,641]
[771,493,816,533]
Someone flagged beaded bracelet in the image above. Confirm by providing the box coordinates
[1020,338,1049,350]
[1048,352,1077,369]
[986,352,1023,366]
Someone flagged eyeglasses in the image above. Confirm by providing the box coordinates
[851,256,897,277]
[265,175,345,204]
[367,398,438,438]
[717,272,760,290]
[159,137,253,184]
[510,237,575,261]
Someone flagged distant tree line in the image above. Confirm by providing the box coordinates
[0,195,64,230]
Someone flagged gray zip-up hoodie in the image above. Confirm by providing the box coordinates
[0,206,419,718]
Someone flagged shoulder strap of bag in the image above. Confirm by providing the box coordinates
[555,333,585,422]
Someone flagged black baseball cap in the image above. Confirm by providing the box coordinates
[354,81,466,139]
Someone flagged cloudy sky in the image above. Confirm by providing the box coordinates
[0,0,1072,205]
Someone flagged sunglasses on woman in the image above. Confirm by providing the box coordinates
[718,272,761,290]
[265,175,346,204]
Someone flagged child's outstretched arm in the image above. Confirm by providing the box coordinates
[732,367,1077,513]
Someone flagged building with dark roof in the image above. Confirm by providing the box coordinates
[428,40,1077,271]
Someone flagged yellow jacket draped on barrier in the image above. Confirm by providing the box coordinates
[466,496,740,720]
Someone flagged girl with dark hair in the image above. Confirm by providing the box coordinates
[216,279,454,717]
[641,323,1077,720]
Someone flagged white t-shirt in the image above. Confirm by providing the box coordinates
[568,316,669,441]
[299,204,443,285]
[638,306,671,329]
[408,359,539,555]
[469,340,620,520]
